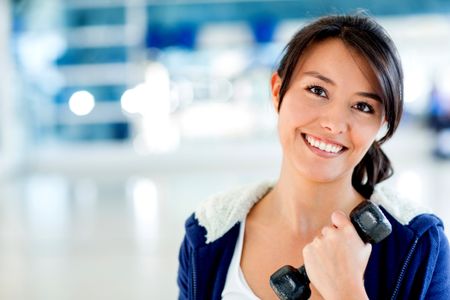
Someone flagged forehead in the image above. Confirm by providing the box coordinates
[293,38,381,94]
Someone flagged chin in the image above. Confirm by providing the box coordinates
[308,173,342,184]
[297,163,348,184]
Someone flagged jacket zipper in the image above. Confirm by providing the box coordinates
[191,251,198,300]
[391,237,418,300]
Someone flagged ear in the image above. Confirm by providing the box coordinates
[271,72,282,112]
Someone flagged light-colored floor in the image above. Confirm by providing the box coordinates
[0,122,449,300]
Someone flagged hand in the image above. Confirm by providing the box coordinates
[303,211,371,300]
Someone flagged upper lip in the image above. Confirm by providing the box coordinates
[302,133,348,149]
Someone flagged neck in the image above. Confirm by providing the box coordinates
[262,159,364,237]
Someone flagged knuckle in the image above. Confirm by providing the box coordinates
[321,225,335,236]
[342,223,355,235]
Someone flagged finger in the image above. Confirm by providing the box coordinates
[331,210,351,228]
[321,225,334,236]
[303,242,313,258]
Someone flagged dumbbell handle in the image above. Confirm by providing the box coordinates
[270,200,392,300]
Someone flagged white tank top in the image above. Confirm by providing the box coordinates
[221,218,261,299]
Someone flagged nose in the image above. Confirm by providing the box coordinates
[319,103,349,134]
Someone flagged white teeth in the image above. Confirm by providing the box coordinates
[319,141,326,150]
[313,139,320,148]
[305,134,343,154]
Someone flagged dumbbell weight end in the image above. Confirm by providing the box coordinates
[270,265,310,300]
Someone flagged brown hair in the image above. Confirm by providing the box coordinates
[276,13,404,198]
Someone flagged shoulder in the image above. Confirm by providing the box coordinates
[370,184,447,269]
[366,186,449,298]
[192,181,273,244]
[370,184,445,237]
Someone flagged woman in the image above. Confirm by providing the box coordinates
[177,13,450,299]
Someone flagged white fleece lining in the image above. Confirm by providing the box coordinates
[195,182,432,244]
[371,185,432,225]
[195,181,273,244]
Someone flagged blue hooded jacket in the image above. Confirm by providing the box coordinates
[177,182,450,299]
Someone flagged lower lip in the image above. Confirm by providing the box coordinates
[302,134,345,158]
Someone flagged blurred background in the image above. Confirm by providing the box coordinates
[2,0,450,299]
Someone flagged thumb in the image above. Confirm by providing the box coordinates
[331,210,351,228]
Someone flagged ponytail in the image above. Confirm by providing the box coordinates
[352,142,393,199]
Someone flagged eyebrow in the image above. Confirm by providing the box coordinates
[304,71,336,85]
[303,71,382,103]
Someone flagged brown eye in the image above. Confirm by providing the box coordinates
[353,102,375,114]
[307,85,327,98]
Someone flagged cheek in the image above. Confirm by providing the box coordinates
[278,105,311,147]
[279,97,317,128]
[352,123,381,154]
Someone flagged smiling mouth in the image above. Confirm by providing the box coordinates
[302,133,347,154]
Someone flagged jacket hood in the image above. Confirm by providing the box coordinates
[194,181,432,244]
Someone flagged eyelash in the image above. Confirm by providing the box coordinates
[307,84,327,98]
[306,84,375,114]
[353,102,375,114]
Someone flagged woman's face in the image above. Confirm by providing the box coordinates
[272,38,386,183]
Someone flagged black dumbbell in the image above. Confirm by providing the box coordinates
[269,200,392,300]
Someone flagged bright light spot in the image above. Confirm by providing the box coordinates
[179,103,254,138]
[402,63,428,114]
[69,90,95,116]
[124,62,180,153]
[121,85,145,114]
[212,51,247,78]
[145,63,170,90]
[120,88,136,114]
[121,63,171,116]
[17,32,66,76]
